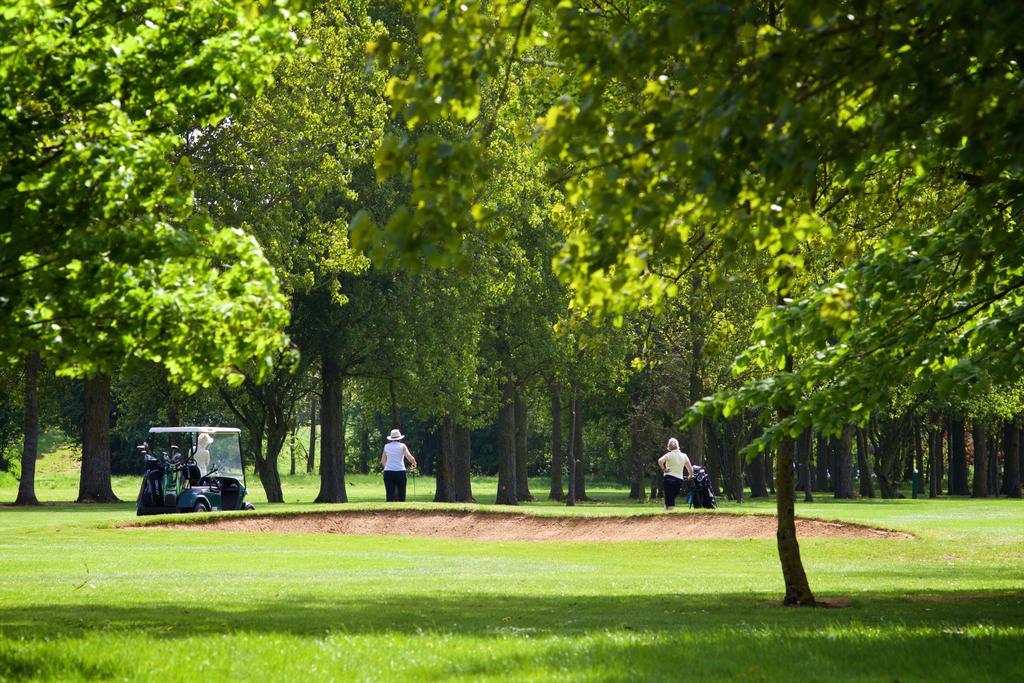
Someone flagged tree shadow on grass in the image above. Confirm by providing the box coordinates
[1,592,1022,680]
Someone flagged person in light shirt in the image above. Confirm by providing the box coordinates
[380,428,417,502]
[658,438,694,510]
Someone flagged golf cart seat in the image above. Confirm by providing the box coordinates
[185,463,203,485]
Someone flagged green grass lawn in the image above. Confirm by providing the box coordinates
[1,445,1023,681]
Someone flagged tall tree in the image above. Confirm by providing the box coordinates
[548,382,565,501]
[972,422,989,498]
[495,382,518,505]
[78,374,116,503]
[14,351,41,505]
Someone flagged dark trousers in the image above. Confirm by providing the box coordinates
[384,470,407,502]
[664,475,685,508]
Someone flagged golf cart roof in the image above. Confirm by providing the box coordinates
[148,427,242,434]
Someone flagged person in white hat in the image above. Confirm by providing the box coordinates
[380,428,417,501]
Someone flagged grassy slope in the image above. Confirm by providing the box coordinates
[1,444,1023,681]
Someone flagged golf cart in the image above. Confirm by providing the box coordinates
[136,426,255,516]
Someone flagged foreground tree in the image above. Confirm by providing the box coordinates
[369,0,1024,605]
[4,1,302,499]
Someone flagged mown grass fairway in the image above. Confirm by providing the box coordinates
[2,463,1023,682]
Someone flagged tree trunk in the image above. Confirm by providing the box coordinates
[549,383,565,500]
[950,418,968,495]
[572,396,587,501]
[729,420,744,503]
[306,394,316,473]
[1003,420,1021,498]
[834,425,855,499]
[913,422,924,495]
[77,373,118,503]
[856,428,875,498]
[815,434,829,492]
[749,442,768,498]
[359,417,370,474]
[15,351,41,505]
[255,418,287,504]
[254,438,285,503]
[799,428,814,502]
[972,421,988,498]
[566,393,577,506]
[928,427,941,498]
[989,432,999,495]
[289,432,296,476]
[706,426,721,494]
[453,423,474,502]
[628,422,647,502]
[688,272,707,469]
[796,428,809,492]
[775,349,815,606]
[495,381,518,505]
[315,355,347,503]
[434,415,456,502]
[514,388,533,501]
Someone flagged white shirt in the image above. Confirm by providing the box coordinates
[660,449,692,479]
[383,441,407,472]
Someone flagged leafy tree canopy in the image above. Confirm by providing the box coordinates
[368,0,1024,452]
[1,0,305,389]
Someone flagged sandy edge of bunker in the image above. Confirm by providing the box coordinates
[133,510,914,541]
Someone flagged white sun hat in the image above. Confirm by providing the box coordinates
[387,428,405,441]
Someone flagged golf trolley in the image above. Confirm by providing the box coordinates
[136,426,255,516]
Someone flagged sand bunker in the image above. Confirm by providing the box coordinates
[150,510,912,541]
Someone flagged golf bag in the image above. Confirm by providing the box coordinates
[689,465,717,509]
[139,454,165,507]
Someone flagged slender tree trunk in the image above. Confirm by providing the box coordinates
[306,395,316,473]
[989,432,999,495]
[834,425,855,498]
[815,434,829,492]
[729,420,744,503]
[796,428,808,493]
[359,417,370,474]
[776,349,814,605]
[950,418,968,495]
[1003,420,1021,498]
[705,421,722,494]
[495,381,518,505]
[972,422,988,498]
[628,422,647,502]
[514,388,533,501]
[453,423,474,502]
[15,351,41,505]
[434,415,456,502]
[548,383,565,500]
[799,428,814,502]
[566,393,577,507]
[913,422,924,495]
[77,373,118,503]
[856,428,875,498]
[289,432,296,476]
[572,396,587,501]
[928,428,941,498]
[315,355,347,503]
[938,426,946,494]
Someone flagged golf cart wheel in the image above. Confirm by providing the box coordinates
[192,500,210,513]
